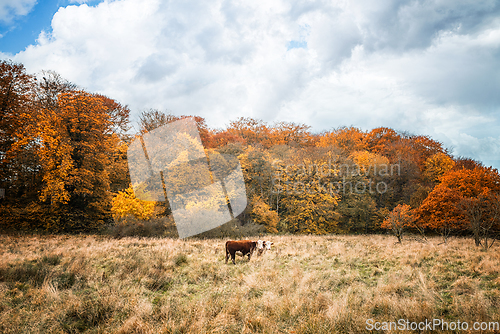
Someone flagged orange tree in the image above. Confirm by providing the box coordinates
[0,61,38,228]
[414,186,464,243]
[416,165,500,245]
[365,127,400,155]
[227,117,270,148]
[1,65,131,232]
[269,121,313,147]
[381,204,415,243]
[408,135,447,172]
[10,87,129,232]
[33,91,128,231]
[207,130,245,149]
[317,126,366,154]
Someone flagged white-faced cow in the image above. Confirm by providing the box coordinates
[257,240,274,256]
[225,240,257,264]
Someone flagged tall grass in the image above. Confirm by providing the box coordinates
[0,234,499,333]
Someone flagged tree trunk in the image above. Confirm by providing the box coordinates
[474,232,481,247]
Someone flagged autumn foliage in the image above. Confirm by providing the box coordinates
[1,60,500,244]
[416,165,500,244]
[111,186,155,221]
[1,61,130,232]
[381,204,415,243]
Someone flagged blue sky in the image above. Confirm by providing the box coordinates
[1,0,59,54]
[0,0,103,54]
[1,0,499,169]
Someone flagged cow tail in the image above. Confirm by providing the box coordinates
[225,241,229,263]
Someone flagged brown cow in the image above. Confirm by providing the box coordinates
[225,240,257,264]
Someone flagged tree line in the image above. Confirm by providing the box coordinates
[1,60,499,247]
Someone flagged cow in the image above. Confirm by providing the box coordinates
[235,240,265,257]
[257,240,274,256]
[225,240,257,264]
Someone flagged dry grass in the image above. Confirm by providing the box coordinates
[0,234,499,333]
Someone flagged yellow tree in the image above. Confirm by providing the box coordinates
[250,197,278,233]
[111,186,155,221]
[349,150,390,177]
[277,160,340,234]
[423,152,455,183]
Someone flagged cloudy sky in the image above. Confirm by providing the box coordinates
[1,0,499,168]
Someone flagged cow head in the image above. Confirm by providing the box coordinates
[256,240,273,255]
[264,241,274,250]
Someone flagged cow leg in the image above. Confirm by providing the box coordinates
[231,251,236,265]
[225,249,229,264]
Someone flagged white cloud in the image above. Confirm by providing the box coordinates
[0,0,37,23]
[9,0,500,168]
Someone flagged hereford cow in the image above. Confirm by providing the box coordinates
[257,240,274,256]
[225,240,257,264]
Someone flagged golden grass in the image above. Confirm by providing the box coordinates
[0,234,499,333]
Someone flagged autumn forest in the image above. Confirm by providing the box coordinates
[1,60,500,248]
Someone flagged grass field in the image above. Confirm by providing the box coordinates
[0,234,499,333]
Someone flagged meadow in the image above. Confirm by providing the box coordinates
[0,234,499,333]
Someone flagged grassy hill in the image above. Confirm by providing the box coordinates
[1,234,499,333]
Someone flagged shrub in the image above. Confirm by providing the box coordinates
[106,216,178,238]
[111,186,155,221]
[174,254,188,266]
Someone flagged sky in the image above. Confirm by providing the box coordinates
[1,0,499,169]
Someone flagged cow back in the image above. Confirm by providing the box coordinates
[226,240,256,254]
